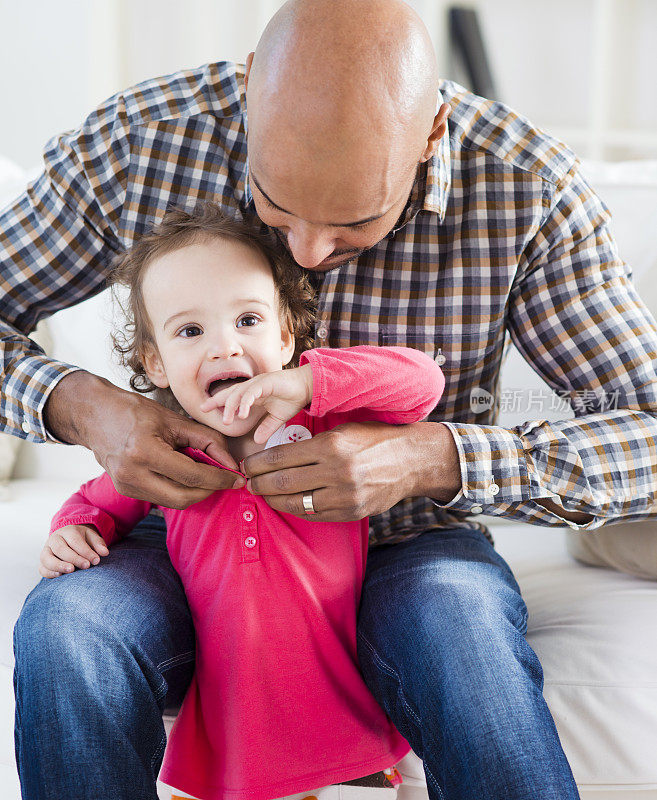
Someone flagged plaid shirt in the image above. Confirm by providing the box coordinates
[2,61,657,546]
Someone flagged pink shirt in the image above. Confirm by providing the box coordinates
[51,346,445,800]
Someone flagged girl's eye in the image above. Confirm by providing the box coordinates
[237,314,260,328]
[178,324,203,338]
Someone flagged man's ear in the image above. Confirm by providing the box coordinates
[244,51,255,92]
[141,344,169,389]
[420,101,451,162]
[281,323,296,367]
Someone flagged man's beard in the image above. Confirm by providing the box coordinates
[272,228,367,271]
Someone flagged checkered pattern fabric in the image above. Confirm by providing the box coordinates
[2,61,657,545]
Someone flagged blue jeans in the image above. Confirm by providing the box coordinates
[13,516,579,800]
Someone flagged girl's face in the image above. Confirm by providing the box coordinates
[141,236,296,437]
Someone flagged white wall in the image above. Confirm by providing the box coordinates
[0,0,123,171]
[0,0,656,171]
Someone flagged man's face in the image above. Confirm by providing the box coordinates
[248,157,417,272]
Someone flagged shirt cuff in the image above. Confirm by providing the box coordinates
[430,421,534,517]
[2,356,82,444]
[50,508,121,546]
[431,421,602,528]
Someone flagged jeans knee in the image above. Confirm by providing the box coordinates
[14,575,132,673]
[434,575,528,636]
[359,567,532,693]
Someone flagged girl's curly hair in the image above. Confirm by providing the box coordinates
[108,203,317,413]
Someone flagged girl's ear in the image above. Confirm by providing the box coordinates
[280,321,296,367]
[141,344,169,389]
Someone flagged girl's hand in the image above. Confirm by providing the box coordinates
[199,364,314,444]
[39,524,110,579]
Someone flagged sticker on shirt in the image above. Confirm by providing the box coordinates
[264,424,313,449]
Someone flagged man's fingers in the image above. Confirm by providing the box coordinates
[261,487,352,520]
[153,448,239,494]
[242,435,322,478]
[175,420,239,470]
[247,463,326,497]
[113,459,240,509]
[126,469,220,510]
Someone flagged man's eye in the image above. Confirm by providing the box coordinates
[178,325,203,338]
[237,314,260,328]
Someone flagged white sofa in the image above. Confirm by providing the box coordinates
[2,155,657,800]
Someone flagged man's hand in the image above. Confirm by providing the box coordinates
[44,371,244,509]
[240,420,461,521]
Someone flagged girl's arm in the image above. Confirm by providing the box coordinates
[298,345,445,424]
[50,472,154,548]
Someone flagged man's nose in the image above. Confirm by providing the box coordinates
[286,225,335,269]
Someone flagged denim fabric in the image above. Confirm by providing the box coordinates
[356,528,579,800]
[13,515,195,800]
[13,519,578,800]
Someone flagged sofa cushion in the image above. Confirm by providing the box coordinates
[494,524,657,790]
[565,520,657,581]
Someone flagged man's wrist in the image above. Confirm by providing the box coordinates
[404,421,463,503]
[43,370,115,447]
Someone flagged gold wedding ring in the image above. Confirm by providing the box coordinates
[302,492,316,514]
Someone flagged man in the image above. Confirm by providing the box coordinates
[7,0,657,798]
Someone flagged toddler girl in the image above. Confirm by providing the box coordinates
[40,204,445,800]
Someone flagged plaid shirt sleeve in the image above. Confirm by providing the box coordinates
[0,91,129,443]
[435,162,657,530]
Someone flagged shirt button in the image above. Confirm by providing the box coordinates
[471,505,483,514]
[21,419,30,433]
[435,349,446,366]
[487,483,500,496]
[243,510,254,522]
[317,325,328,339]
[244,536,257,548]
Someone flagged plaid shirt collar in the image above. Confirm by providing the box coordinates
[242,116,451,232]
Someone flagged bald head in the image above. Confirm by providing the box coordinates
[244,0,449,270]
[250,0,437,134]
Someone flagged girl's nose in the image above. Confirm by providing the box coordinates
[207,334,242,360]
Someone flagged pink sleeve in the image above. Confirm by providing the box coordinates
[298,345,445,424]
[50,472,154,548]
